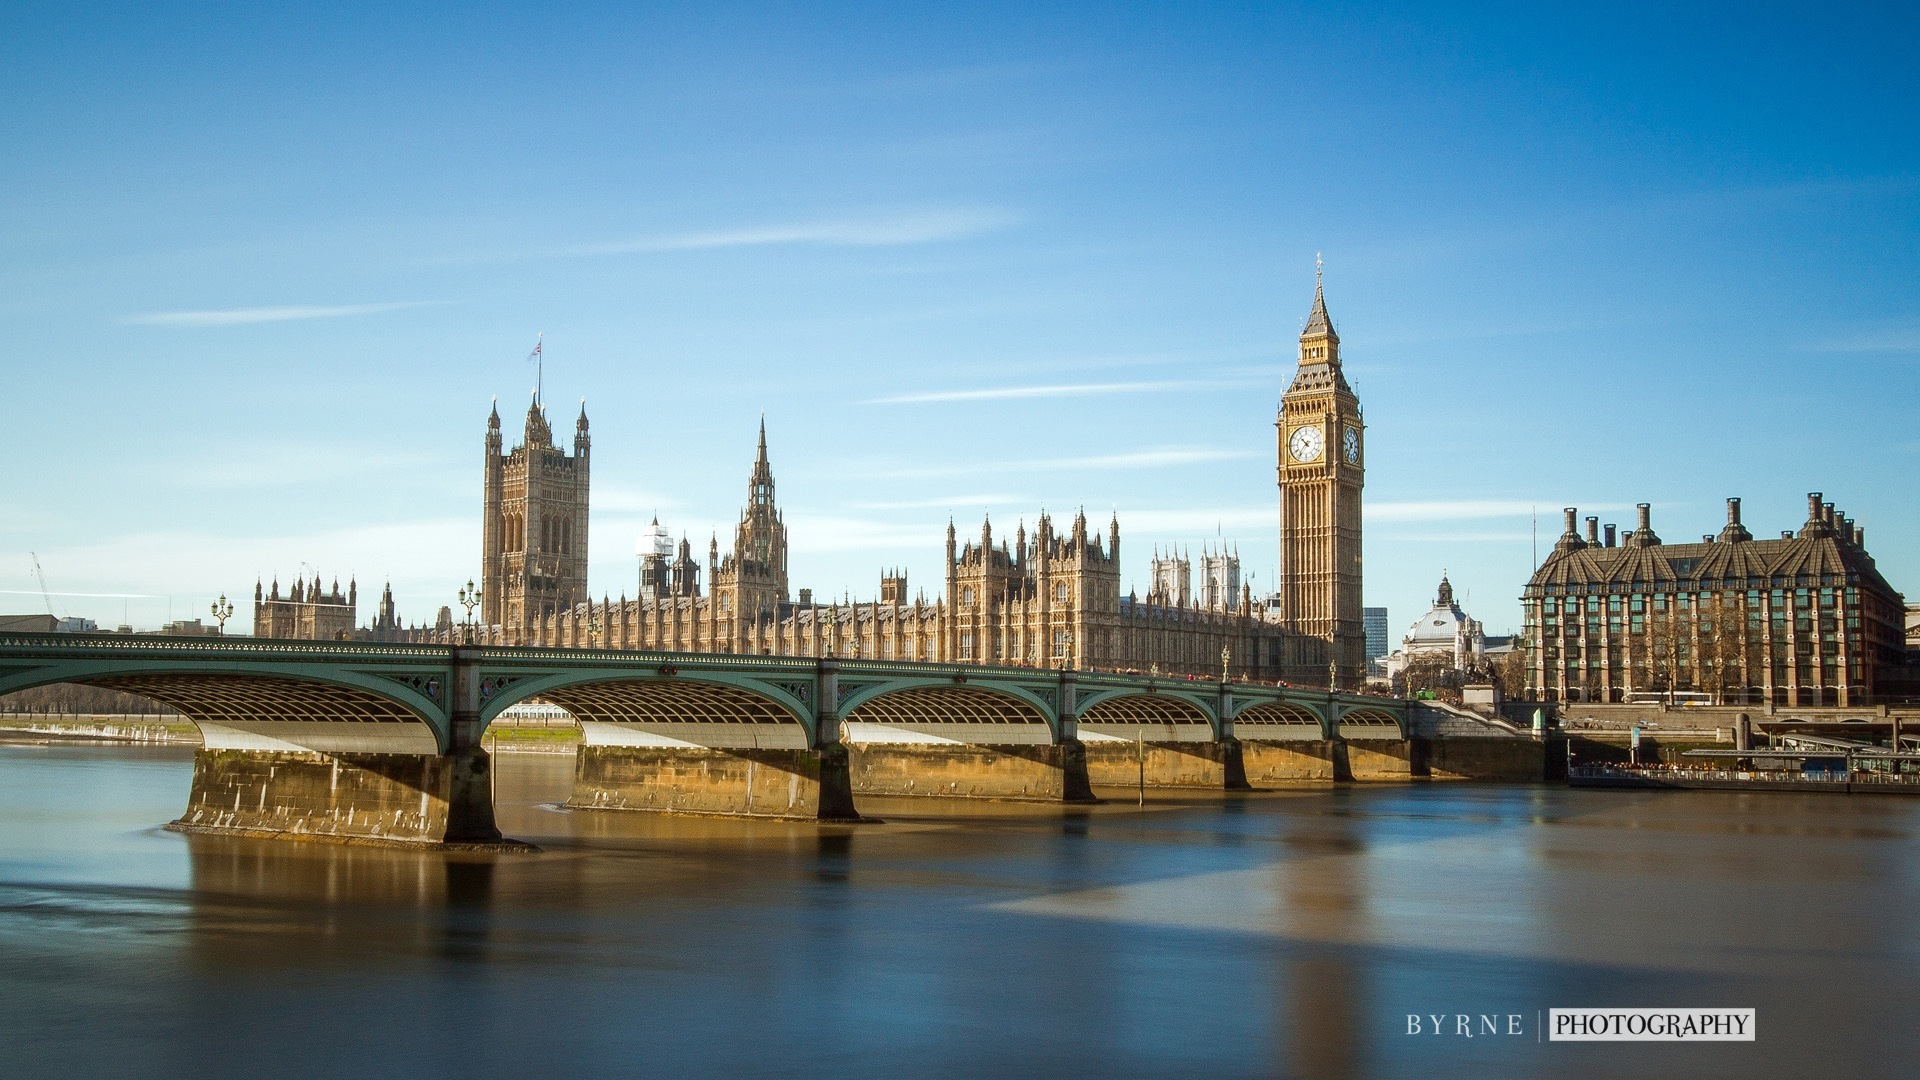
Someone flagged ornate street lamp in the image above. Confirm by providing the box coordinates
[1060,630,1075,672]
[210,595,233,636]
[456,580,479,644]
[1220,645,1232,683]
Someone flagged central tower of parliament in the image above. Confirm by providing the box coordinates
[466,274,1362,686]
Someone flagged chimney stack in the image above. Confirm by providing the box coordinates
[1727,498,1742,526]
[1563,508,1579,536]
[1586,517,1600,544]
[1604,523,1617,547]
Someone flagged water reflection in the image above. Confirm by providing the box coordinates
[4,745,1920,1079]
[184,835,502,967]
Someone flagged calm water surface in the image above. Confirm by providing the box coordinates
[1,742,1916,1079]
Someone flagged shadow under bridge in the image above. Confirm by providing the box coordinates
[488,673,816,750]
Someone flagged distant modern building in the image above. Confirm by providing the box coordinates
[1359,599,1390,668]
[1521,496,1906,705]
[0,614,58,633]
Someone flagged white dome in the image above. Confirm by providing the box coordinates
[1406,604,1468,645]
[1403,574,1471,646]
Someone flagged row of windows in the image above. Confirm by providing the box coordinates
[500,512,576,556]
[1536,587,1857,615]
[1537,574,1858,596]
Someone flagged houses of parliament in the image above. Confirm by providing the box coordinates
[265,275,1371,686]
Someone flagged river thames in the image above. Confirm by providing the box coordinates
[1,742,1914,1079]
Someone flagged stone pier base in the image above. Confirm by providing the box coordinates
[568,743,860,820]
[1082,739,1251,790]
[848,741,1097,803]
[1346,739,1415,780]
[1239,739,1350,784]
[171,748,506,846]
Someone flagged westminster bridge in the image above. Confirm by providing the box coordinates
[0,632,1457,845]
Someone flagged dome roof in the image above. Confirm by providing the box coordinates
[1403,574,1471,646]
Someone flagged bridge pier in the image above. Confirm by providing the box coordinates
[846,740,1096,802]
[1079,736,1251,790]
[169,651,509,846]
[173,746,502,845]
[569,736,860,820]
[1237,739,1352,783]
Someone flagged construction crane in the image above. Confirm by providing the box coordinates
[29,552,61,617]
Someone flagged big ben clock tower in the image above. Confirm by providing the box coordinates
[1277,260,1365,686]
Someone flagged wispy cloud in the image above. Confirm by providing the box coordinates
[128,302,429,327]
[0,589,157,599]
[570,209,1021,256]
[870,446,1254,480]
[162,444,453,490]
[850,494,1028,510]
[866,379,1259,405]
[1809,328,1920,355]
[1366,500,1633,522]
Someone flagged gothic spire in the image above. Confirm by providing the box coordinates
[1301,253,1336,341]
[523,390,552,447]
[748,416,774,506]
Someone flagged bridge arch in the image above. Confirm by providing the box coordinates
[1076,689,1216,731]
[1337,706,1407,740]
[477,669,815,747]
[840,681,1058,743]
[0,660,447,752]
[1231,700,1331,740]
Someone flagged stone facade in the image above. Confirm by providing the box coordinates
[1522,496,1906,705]
[412,275,1356,683]
[1275,267,1366,686]
[253,575,356,640]
[482,395,589,633]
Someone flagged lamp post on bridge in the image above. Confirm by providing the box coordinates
[457,580,479,645]
[1060,631,1074,672]
[1221,645,1232,684]
[209,595,233,636]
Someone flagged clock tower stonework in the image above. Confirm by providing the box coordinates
[1277,267,1366,687]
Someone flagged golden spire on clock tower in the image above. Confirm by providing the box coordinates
[1276,260,1366,687]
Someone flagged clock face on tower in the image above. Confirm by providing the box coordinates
[1288,425,1324,463]
[1343,427,1361,463]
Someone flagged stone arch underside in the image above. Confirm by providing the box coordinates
[91,674,441,754]
[844,684,1054,745]
[1233,701,1327,740]
[544,679,811,750]
[1338,707,1406,739]
[1078,694,1216,743]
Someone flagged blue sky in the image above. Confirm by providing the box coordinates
[3,2,1916,637]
